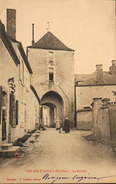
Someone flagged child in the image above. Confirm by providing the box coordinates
[59,126,63,133]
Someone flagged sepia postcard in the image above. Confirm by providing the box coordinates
[0,0,116,183]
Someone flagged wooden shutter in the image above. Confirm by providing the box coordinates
[12,101,16,128]
[16,100,18,125]
[9,94,13,125]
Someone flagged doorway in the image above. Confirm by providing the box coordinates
[2,91,7,142]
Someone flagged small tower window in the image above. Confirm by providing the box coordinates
[49,73,54,82]
[49,51,54,65]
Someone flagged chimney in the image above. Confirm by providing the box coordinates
[109,60,116,75]
[96,64,103,84]
[7,9,16,39]
[32,23,35,45]
[112,60,116,66]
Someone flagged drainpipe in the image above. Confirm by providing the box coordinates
[0,86,2,148]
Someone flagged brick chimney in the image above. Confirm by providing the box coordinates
[7,9,16,39]
[109,60,116,75]
[96,64,103,84]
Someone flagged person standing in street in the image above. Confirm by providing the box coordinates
[64,117,70,133]
[55,117,61,130]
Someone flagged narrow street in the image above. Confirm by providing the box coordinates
[0,128,116,183]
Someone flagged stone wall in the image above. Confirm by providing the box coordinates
[76,109,92,130]
[92,98,116,144]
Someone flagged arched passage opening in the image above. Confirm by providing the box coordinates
[40,91,64,127]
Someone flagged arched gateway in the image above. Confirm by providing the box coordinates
[40,91,64,127]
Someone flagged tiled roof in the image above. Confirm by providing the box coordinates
[28,31,74,51]
[75,74,89,82]
[75,72,116,86]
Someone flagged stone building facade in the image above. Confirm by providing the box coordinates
[27,31,75,126]
[0,10,40,155]
[75,61,116,130]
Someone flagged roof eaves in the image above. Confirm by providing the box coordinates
[8,36,20,44]
[27,46,74,51]
[76,83,116,87]
[18,43,33,74]
[30,85,40,103]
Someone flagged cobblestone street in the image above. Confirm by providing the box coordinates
[0,128,116,183]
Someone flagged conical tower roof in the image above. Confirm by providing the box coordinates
[28,31,74,51]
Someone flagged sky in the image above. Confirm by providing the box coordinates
[0,0,116,74]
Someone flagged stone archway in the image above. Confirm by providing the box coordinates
[40,91,64,127]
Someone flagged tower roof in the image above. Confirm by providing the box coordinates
[28,31,74,51]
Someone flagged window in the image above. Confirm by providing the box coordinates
[49,60,54,65]
[48,67,54,83]
[49,73,54,82]
[49,52,53,61]
[49,51,54,65]
[49,67,54,72]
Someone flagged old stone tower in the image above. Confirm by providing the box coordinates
[27,31,74,127]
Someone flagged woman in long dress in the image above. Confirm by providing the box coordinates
[56,117,60,130]
[64,117,70,133]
